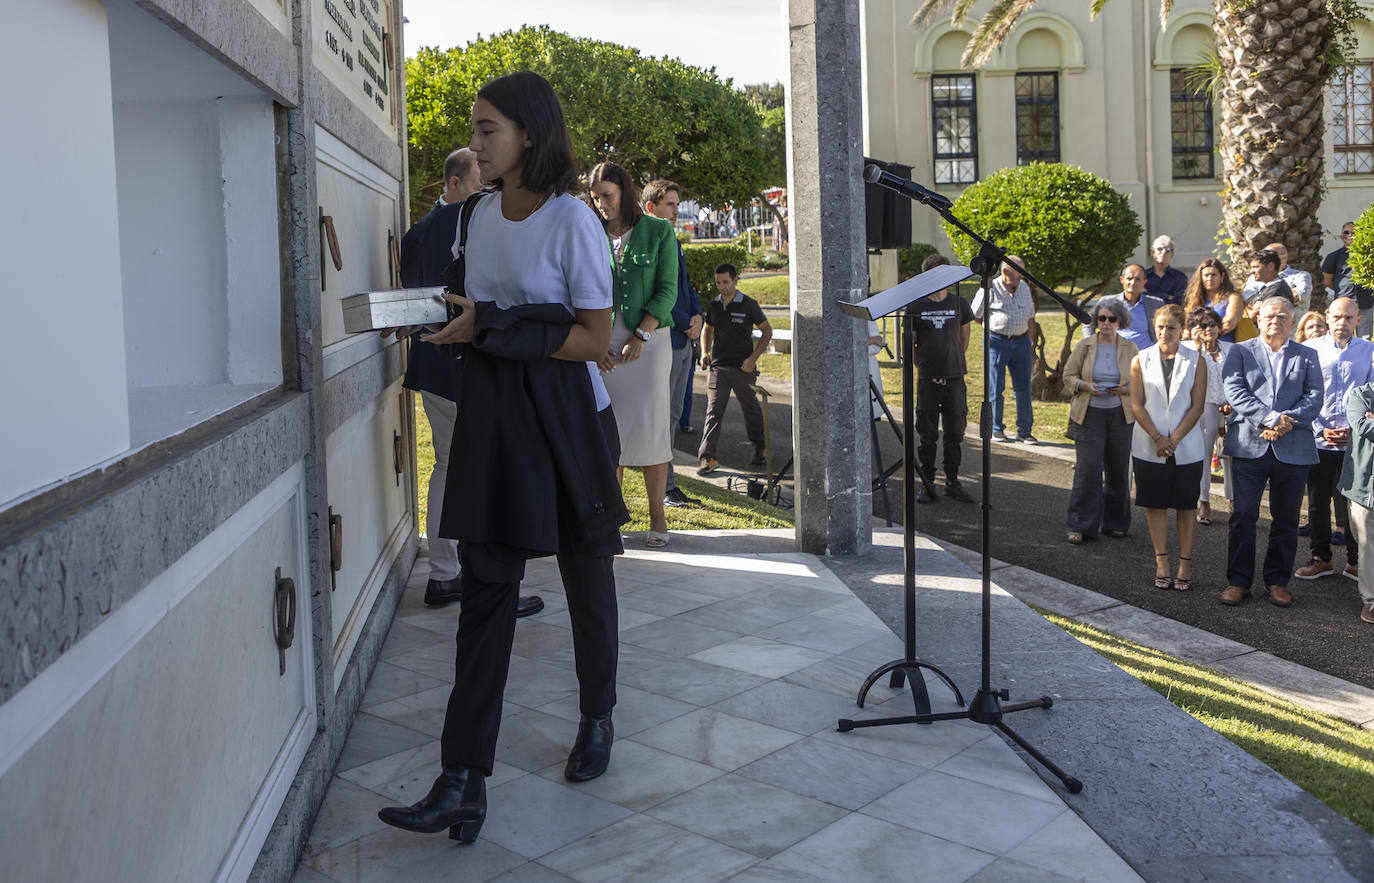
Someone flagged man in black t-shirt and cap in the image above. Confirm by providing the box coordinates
[1324,221,1374,338]
[697,263,772,474]
[911,253,977,503]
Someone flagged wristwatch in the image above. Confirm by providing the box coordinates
[633,327,652,342]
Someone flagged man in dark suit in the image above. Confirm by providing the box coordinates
[1221,295,1324,607]
[396,148,541,617]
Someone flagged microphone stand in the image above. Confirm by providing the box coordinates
[839,173,1083,796]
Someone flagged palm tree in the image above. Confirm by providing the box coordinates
[913,0,1334,276]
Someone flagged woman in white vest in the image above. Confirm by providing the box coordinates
[1130,303,1209,591]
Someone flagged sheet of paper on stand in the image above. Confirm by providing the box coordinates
[839,263,976,320]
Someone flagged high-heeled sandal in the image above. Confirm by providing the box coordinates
[378,766,487,843]
[1154,553,1173,590]
[1175,557,1193,591]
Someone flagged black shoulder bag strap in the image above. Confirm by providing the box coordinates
[435,189,490,359]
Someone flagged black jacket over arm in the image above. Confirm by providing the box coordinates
[439,302,629,558]
[399,201,463,401]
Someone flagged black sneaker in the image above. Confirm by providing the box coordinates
[916,483,938,504]
[664,487,700,507]
[751,451,767,466]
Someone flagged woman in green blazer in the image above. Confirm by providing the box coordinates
[588,161,679,546]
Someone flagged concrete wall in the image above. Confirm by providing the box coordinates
[0,0,130,505]
[861,0,1374,275]
[0,0,415,879]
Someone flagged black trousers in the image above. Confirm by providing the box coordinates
[440,541,617,774]
[915,375,967,484]
[1308,448,1357,566]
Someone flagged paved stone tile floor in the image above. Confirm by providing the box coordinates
[295,541,1139,883]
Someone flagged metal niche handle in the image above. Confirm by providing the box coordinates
[273,567,297,676]
[394,430,404,484]
[329,507,343,591]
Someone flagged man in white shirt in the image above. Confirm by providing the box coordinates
[972,256,1039,443]
[1294,297,1373,580]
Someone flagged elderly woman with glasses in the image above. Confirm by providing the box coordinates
[1063,297,1139,544]
[1183,307,1233,524]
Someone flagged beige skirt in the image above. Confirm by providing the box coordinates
[600,325,673,466]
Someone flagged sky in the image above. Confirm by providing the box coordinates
[400,0,789,87]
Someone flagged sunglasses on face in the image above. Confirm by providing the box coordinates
[1154,246,1173,253]
[1344,231,1355,237]
[1097,315,1118,323]
[1195,323,1219,330]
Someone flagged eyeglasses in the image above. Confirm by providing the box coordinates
[1195,323,1219,330]
[1154,246,1173,253]
[1096,315,1118,323]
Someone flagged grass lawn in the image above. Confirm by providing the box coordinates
[413,400,792,533]
[1047,612,1374,836]
[739,273,789,306]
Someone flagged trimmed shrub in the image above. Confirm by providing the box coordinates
[942,163,1140,293]
[753,249,788,271]
[1349,204,1374,289]
[684,243,747,303]
[676,230,693,245]
[942,163,1141,399]
[898,242,939,281]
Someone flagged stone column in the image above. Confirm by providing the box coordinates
[787,0,872,556]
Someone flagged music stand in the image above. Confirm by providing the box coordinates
[838,219,1084,794]
[839,263,974,715]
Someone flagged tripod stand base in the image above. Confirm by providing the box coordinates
[852,658,966,718]
[839,686,1082,794]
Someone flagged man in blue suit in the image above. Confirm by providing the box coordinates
[1221,295,1324,607]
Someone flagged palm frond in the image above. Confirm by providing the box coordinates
[1089,0,1110,18]
[1158,0,1175,28]
[911,0,956,27]
[961,0,1039,68]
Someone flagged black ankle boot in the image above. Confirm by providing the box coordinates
[377,766,486,843]
[564,713,613,782]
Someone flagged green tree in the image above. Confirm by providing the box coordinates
[404,26,778,222]
[913,0,1366,278]
[742,82,785,110]
[1348,203,1374,287]
[943,163,1141,399]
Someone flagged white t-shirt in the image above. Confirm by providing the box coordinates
[457,191,613,409]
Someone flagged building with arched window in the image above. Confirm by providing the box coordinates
[862,0,1374,278]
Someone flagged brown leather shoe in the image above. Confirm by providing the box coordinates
[1267,584,1294,607]
[1220,585,1249,606]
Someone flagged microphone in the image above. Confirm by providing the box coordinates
[863,164,951,209]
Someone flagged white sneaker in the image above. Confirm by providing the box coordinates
[1019,434,1040,445]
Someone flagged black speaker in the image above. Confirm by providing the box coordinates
[864,157,913,250]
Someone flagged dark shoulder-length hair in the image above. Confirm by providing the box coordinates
[476,71,577,195]
[1183,257,1235,314]
[586,161,643,229]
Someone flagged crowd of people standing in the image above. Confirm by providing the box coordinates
[1054,225,1374,624]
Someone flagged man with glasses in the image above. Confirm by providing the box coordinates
[1220,296,1324,607]
[1094,264,1162,348]
[1323,223,1373,338]
[1294,297,1372,582]
[1145,235,1188,305]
